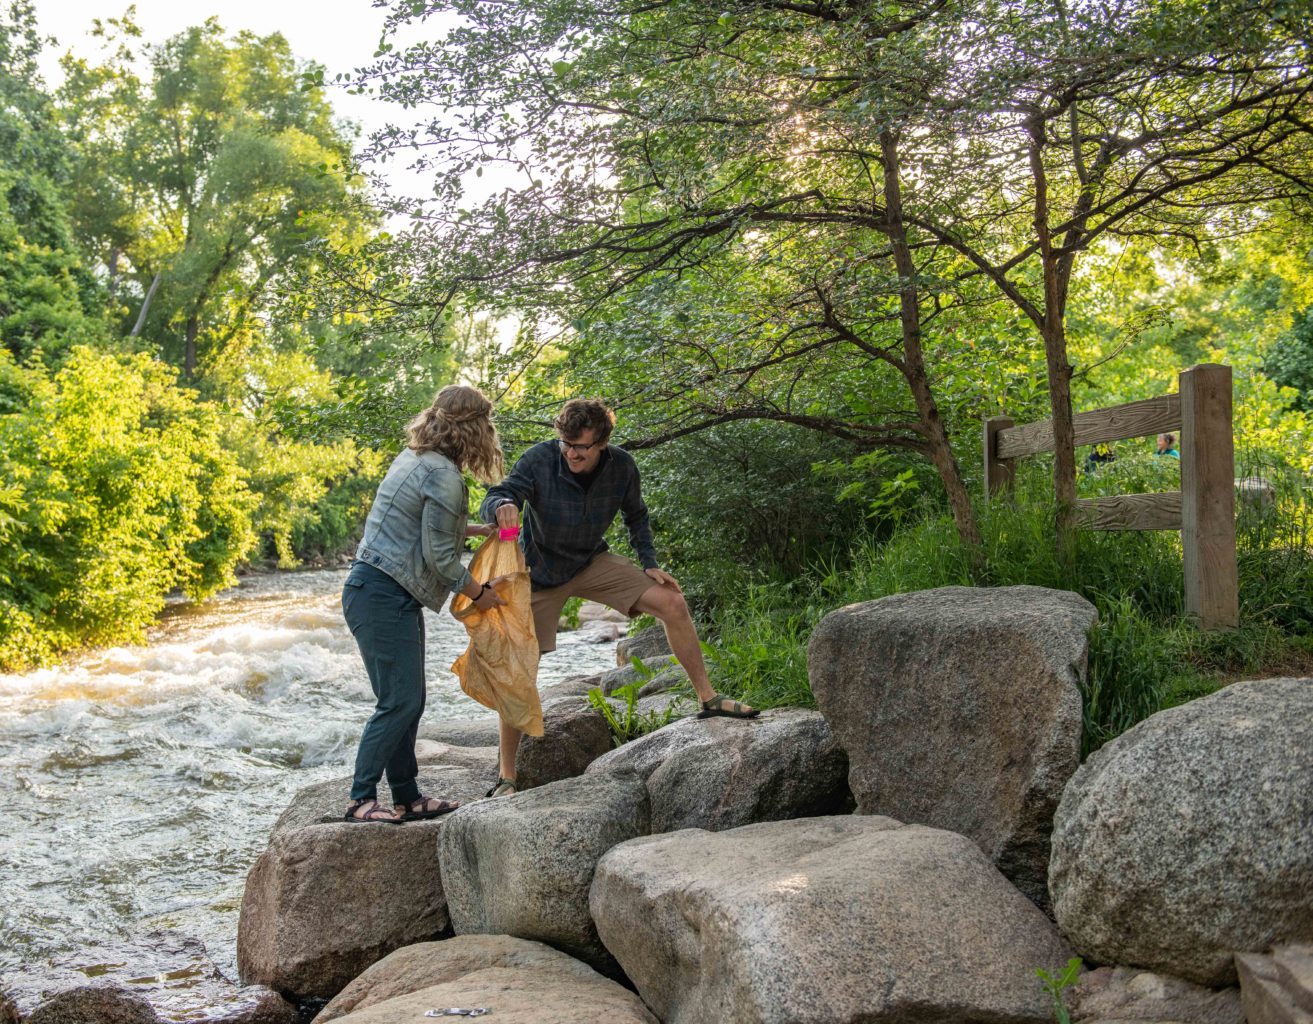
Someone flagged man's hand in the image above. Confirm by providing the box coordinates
[644,567,682,593]
[495,502,520,530]
[465,523,495,538]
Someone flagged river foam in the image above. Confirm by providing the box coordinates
[0,567,620,1014]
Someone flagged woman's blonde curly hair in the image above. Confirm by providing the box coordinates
[407,385,505,484]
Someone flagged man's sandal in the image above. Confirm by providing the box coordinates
[485,777,518,798]
[344,798,402,824]
[395,795,460,821]
[697,693,760,719]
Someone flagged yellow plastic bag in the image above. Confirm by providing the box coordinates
[449,535,543,736]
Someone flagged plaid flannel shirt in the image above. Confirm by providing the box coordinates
[479,440,659,589]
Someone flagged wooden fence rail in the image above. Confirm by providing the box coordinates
[983,363,1238,630]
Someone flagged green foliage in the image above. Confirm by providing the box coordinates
[586,677,681,747]
[0,347,256,670]
[1035,957,1083,1024]
[560,596,584,631]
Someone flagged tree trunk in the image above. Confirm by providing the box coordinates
[184,314,199,379]
[880,131,983,553]
[1027,121,1077,559]
[130,272,163,338]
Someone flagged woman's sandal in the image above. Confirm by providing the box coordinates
[395,795,460,821]
[697,693,760,719]
[344,798,402,824]
[485,777,518,798]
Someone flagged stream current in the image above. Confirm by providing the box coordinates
[0,568,619,1013]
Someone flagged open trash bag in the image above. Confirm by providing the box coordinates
[449,535,543,737]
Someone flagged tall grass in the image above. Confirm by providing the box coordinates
[703,457,1313,756]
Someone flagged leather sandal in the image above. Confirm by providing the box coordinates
[485,777,518,798]
[697,693,760,719]
[344,798,402,824]
[395,795,460,821]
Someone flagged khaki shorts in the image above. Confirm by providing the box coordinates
[531,553,658,654]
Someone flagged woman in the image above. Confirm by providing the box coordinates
[341,385,507,823]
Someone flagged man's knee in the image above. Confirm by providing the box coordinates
[643,586,690,623]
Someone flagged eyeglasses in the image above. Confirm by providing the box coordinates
[558,439,601,454]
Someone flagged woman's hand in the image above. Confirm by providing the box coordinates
[472,575,510,610]
[465,523,495,538]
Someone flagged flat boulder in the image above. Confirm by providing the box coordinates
[418,716,501,748]
[808,584,1095,907]
[587,708,849,832]
[1067,967,1244,1024]
[591,816,1072,1024]
[314,935,610,1022]
[1050,678,1313,986]
[437,770,649,972]
[414,740,498,770]
[26,985,159,1024]
[1236,943,1313,1024]
[236,766,491,1002]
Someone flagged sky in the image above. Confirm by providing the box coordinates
[30,0,456,202]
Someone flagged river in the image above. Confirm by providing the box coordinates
[0,568,620,1016]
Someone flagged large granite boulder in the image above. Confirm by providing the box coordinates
[1050,678,1313,986]
[513,696,613,789]
[1236,943,1313,1024]
[808,584,1096,907]
[415,740,499,770]
[25,986,159,1024]
[1067,966,1244,1024]
[587,708,849,832]
[314,935,636,1022]
[237,766,492,1001]
[616,624,672,666]
[437,770,649,972]
[592,816,1072,1024]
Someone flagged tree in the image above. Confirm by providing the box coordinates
[58,17,373,378]
[356,0,1312,551]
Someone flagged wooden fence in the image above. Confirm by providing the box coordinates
[983,363,1238,630]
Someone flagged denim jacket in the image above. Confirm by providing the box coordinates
[354,448,475,612]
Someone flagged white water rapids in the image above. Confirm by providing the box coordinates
[0,568,619,1014]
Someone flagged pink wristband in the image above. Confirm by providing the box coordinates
[499,527,520,542]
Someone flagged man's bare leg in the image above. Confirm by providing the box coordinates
[633,583,754,712]
[497,717,521,787]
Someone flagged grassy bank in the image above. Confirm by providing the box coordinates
[701,458,1313,757]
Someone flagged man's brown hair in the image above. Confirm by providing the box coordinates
[554,398,616,444]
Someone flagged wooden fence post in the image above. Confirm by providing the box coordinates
[1180,363,1238,630]
[983,416,1016,499]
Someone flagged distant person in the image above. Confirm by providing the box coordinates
[479,399,758,798]
[1155,433,1180,458]
[340,385,509,824]
[1084,442,1116,473]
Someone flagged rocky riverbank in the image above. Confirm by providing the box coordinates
[9,586,1311,1023]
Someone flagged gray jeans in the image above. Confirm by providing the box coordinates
[342,562,426,805]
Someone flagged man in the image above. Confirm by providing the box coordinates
[479,399,757,795]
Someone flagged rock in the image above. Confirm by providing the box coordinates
[236,766,491,1002]
[587,708,850,832]
[8,932,295,1024]
[595,659,682,697]
[437,771,649,972]
[513,696,613,789]
[808,584,1096,907]
[591,816,1073,1024]
[1236,944,1313,1024]
[314,935,607,1022]
[414,740,498,770]
[323,968,655,1024]
[0,992,19,1024]
[26,985,159,1024]
[616,624,672,666]
[538,673,599,701]
[417,716,501,748]
[576,600,627,624]
[1050,677,1313,986]
[572,619,625,643]
[1067,966,1244,1024]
